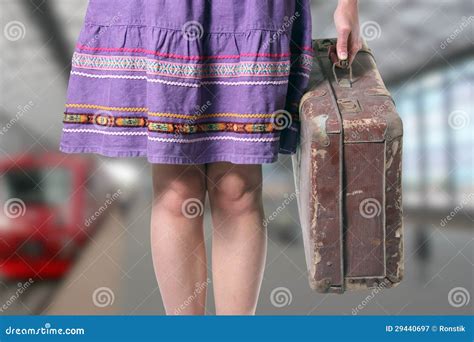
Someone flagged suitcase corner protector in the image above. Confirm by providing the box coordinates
[385,272,404,286]
[310,277,343,294]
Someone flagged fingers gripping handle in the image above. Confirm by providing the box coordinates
[328,45,353,88]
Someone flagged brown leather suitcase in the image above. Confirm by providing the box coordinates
[292,38,404,294]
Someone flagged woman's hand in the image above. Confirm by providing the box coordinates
[334,0,362,65]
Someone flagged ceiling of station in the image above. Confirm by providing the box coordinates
[311,0,473,84]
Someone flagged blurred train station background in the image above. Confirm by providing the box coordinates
[0,0,472,315]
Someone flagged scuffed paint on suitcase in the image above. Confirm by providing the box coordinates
[293,39,404,294]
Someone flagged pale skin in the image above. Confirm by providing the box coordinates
[150,0,361,315]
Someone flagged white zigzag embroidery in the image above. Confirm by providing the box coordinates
[70,71,289,87]
[63,128,147,136]
[200,80,288,86]
[148,136,280,144]
[62,129,279,143]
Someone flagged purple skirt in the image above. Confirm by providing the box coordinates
[60,0,313,164]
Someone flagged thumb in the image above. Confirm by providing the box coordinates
[337,28,350,61]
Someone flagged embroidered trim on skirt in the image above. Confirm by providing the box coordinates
[60,0,313,165]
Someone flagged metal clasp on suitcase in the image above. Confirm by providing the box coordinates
[337,98,362,114]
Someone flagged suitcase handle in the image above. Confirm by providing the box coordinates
[328,45,353,88]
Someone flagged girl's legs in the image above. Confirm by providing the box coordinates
[151,164,208,315]
[206,162,267,315]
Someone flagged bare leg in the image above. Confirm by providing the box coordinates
[206,162,267,315]
[151,164,208,315]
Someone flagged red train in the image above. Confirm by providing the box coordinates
[0,153,111,279]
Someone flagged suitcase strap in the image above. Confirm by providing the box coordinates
[308,55,345,293]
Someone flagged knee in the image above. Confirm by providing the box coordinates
[153,173,206,218]
[208,172,262,215]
